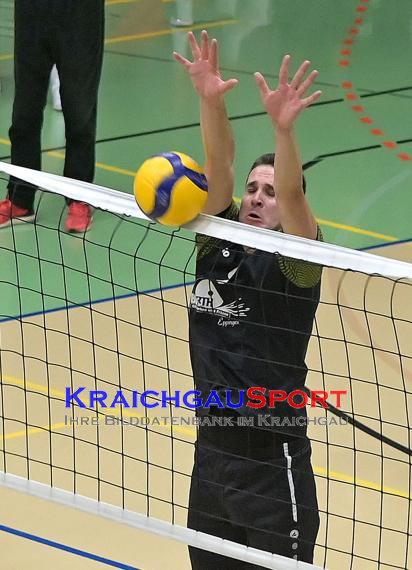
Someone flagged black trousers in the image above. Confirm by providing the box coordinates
[8,0,105,210]
[188,424,320,569]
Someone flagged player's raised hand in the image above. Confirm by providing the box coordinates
[173,30,238,101]
[255,55,322,130]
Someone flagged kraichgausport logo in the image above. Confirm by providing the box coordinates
[65,388,346,409]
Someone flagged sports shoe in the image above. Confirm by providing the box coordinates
[0,198,35,228]
[65,202,93,233]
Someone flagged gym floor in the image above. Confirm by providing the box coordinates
[0,1,411,568]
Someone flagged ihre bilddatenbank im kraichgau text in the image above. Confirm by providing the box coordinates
[64,387,348,427]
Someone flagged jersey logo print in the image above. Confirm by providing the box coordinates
[190,278,250,324]
[216,265,239,284]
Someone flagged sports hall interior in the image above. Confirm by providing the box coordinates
[0,1,411,569]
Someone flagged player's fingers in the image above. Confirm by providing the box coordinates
[254,72,270,96]
[290,60,311,90]
[173,51,191,68]
[296,70,318,97]
[209,38,218,71]
[200,29,209,59]
[188,31,201,60]
[221,78,239,93]
[302,90,322,107]
[278,54,290,87]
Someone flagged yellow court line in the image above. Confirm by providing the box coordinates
[0,147,405,243]
[3,422,67,441]
[46,151,65,160]
[232,197,399,242]
[94,161,136,176]
[314,466,411,500]
[1,417,194,440]
[105,19,239,45]
[47,151,136,176]
[1,374,64,400]
[0,375,194,438]
[3,150,403,243]
[106,0,141,4]
[0,374,409,499]
[316,217,397,242]
[0,18,236,62]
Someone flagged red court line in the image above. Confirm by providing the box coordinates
[337,2,412,161]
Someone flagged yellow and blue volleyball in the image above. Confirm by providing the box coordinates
[134,151,208,226]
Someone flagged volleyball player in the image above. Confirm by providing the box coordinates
[174,31,323,568]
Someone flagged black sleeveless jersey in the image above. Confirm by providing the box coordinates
[189,203,322,437]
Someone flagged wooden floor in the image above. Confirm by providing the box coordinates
[1,241,411,569]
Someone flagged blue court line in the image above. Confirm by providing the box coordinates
[0,280,195,325]
[0,523,141,569]
[0,237,411,325]
[360,237,412,251]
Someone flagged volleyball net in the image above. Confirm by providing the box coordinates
[0,162,411,570]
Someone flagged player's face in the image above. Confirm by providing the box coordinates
[239,165,280,230]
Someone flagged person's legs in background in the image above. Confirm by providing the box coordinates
[55,0,104,232]
[0,0,52,227]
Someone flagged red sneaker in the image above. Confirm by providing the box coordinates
[65,202,93,233]
[0,198,35,228]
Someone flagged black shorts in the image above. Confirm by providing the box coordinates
[187,422,319,569]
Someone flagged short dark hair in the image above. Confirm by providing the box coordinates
[247,152,307,194]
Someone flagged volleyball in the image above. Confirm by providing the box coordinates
[134,151,208,226]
